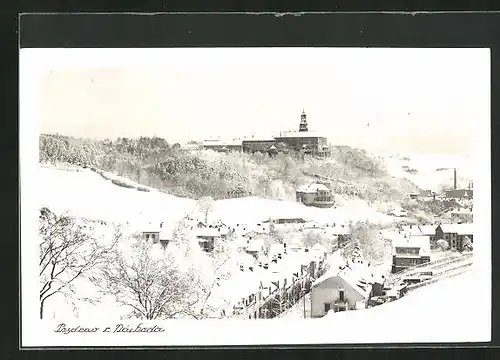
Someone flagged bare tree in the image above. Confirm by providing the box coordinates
[92,236,201,320]
[195,196,215,224]
[39,207,119,319]
[195,242,233,318]
[349,221,388,263]
[302,231,323,249]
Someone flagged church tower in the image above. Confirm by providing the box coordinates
[299,109,308,132]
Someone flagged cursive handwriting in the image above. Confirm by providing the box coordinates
[54,323,166,334]
[55,323,100,335]
[113,323,165,333]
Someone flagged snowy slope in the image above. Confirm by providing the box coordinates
[321,270,486,342]
[212,197,395,227]
[38,164,397,230]
[38,165,196,224]
[383,154,473,192]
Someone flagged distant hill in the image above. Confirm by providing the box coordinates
[383,153,473,192]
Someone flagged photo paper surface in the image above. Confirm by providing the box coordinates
[19,47,491,347]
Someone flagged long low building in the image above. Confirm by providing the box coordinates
[274,131,329,156]
[203,139,243,152]
[202,110,330,156]
[242,137,277,153]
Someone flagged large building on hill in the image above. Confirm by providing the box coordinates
[204,110,330,156]
[296,182,335,208]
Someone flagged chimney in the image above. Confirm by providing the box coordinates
[454,168,457,190]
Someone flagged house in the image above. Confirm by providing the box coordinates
[142,229,160,243]
[435,223,473,251]
[399,224,437,244]
[450,208,473,223]
[391,235,431,273]
[245,238,265,258]
[296,182,334,208]
[195,227,229,252]
[310,243,328,260]
[417,224,438,246]
[141,224,173,248]
[310,262,376,317]
[330,226,352,248]
[419,189,435,198]
[263,217,307,225]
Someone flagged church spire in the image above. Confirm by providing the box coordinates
[299,109,308,132]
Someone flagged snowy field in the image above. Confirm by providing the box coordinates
[38,165,196,224]
[39,164,396,229]
[213,197,395,228]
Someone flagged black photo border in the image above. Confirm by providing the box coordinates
[12,11,500,356]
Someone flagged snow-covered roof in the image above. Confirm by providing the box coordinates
[311,243,328,253]
[392,235,424,249]
[159,229,173,240]
[418,225,438,235]
[330,226,350,235]
[275,131,325,139]
[242,136,276,142]
[440,223,473,235]
[196,227,227,238]
[401,225,425,237]
[313,262,373,299]
[203,139,243,147]
[297,183,330,193]
[245,238,265,252]
[267,243,283,255]
[242,224,269,236]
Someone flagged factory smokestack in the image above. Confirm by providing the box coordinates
[453,168,457,190]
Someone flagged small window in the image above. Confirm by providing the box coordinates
[339,289,345,302]
[324,303,331,313]
[146,234,150,239]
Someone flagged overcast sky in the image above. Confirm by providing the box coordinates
[39,48,489,157]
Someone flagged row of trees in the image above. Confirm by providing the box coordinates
[39,206,232,320]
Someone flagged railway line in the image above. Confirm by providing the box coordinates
[388,252,473,285]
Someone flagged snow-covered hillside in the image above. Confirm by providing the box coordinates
[383,154,473,192]
[39,165,396,228]
[38,165,196,224]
